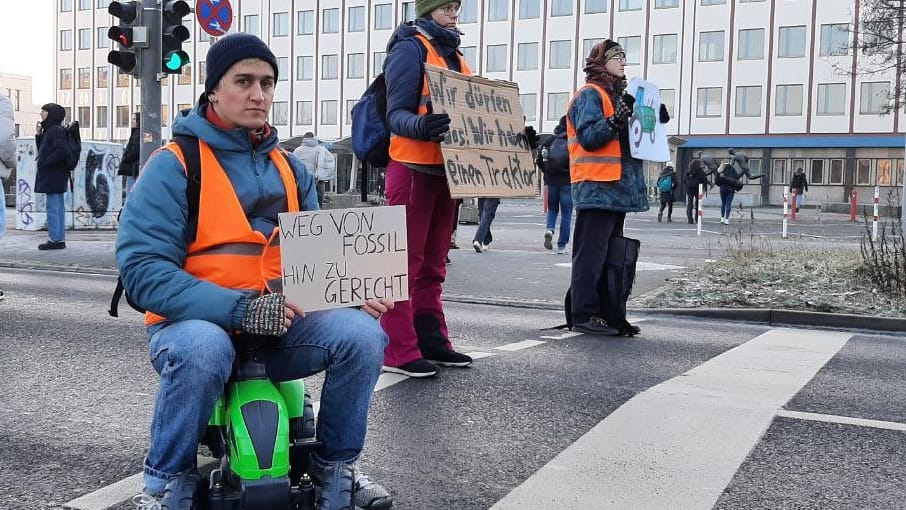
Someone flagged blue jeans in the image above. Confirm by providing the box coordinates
[45,193,65,242]
[143,308,388,494]
[719,186,735,219]
[545,184,573,249]
[473,198,500,245]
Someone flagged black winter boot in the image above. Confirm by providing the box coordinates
[601,236,642,337]
[414,314,472,367]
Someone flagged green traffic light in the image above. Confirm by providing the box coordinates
[163,51,189,72]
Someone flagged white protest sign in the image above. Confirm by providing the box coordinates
[627,77,671,162]
[424,64,539,199]
[277,206,408,312]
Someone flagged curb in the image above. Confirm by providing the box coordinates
[0,261,118,276]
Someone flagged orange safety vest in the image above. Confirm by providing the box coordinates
[388,33,472,166]
[566,83,622,183]
[144,140,300,327]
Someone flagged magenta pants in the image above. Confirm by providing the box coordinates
[380,161,457,367]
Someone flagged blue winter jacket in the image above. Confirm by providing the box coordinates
[115,104,319,334]
[568,87,649,213]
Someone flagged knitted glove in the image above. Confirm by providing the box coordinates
[523,125,541,150]
[609,93,635,129]
[241,294,287,337]
[659,103,670,123]
[418,113,452,142]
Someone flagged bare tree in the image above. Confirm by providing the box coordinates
[854,0,905,113]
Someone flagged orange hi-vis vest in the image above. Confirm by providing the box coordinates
[388,33,472,166]
[144,140,300,327]
[566,83,623,183]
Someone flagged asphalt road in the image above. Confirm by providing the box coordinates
[1,267,904,510]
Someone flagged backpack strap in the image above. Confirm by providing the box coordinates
[170,135,202,243]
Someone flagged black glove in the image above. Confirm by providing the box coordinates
[659,103,670,123]
[523,125,541,150]
[418,113,452,142]
[610,94,636,128]
[241,294,287,337]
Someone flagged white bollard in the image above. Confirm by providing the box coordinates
[696,184,704,236]
[873,185,880,241]
[782,186,789,239]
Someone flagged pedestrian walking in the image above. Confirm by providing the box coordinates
[472,197,499,252]
[118,112,140,195]
[790,167,808,212]
[292,131,336,207]
[567,39,659,336]
[0,92,17,300]
[656,165,677,223]
[34,103,70,250]
[536,115,573,254]
[685,152,711,224]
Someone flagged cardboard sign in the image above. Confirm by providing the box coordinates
[626,78,671,162]
[424,64,539,199]
[277,206,408,312]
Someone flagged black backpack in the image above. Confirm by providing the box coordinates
[108,136,300,317]
[63,121,82,172]
[545,135,570,175]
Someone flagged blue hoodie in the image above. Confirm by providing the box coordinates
[115,104,319,333]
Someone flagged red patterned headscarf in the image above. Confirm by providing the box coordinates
[583,40,627,96]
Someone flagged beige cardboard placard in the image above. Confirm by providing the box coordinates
[277,206,408,312]
[424,64,539,199]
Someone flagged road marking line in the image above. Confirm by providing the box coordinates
[468,351,498,360]
[374,372,409,391]
[490,328,851,510]
[540,331,583,340]
[495,339,546,351]
[776,410,906,432]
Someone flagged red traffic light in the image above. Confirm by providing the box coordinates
[107,26,134,47]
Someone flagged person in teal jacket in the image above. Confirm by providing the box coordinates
[119,33,394,510]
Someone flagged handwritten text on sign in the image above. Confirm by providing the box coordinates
[278,206,408,312]
[424,65,539,199]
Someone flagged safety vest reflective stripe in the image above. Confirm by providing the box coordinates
[566,83,622,183]
[388,33,472,166]
[144,139,299,328]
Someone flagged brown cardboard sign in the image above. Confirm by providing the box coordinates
[424,64,539,198]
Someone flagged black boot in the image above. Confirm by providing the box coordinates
[414,314,472,367]
[601,236,642,337]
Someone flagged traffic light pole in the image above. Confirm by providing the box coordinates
[139,0,162,170]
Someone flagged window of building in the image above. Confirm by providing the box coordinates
[737,28,764,60]
[775,84,803,115]
[583,38,604,59]
[778,26,806,57]
[856,159,873,185]
[348,6,366,32]
[346,99,357,124]
[740,0,765,2]
[829,158,844,185]
[877,159,893,186]
[486,45,508,72]
[322,54,339,79]
[652,34,678,64]
[97,27,109,48]
[116,69,129,87]
[61,0,72,12]
[701,0,725,5]
[517,43,538,71]
[116,105,130,127]
[552,0,572,16]
[271,102,288,125]
[198,29,209,42]
[819,23,850,56]
[735,86,761,117]
[459,0,478,23]
[699,31,725,61]
[297,56,313,80]
[402,2,415,21]
[817,83,845,115]
[161,104,169,127]
[96,66,108,88]
[810,159,824,184]
[243,15,259,37]
[519,0,540,18]
[198,60,206,84]
[63,107,72,123]
[78,0,90,10]
[660,89,675,119]
[586,0,607,13]
[374,4,393,30]
[347,53,365,78]
[60,30,73,51]
[860,81,890,114]
[547,92,569,121]
[771,159,786,185]
[178,65,191,85]
[696,87,722,117]
[78,28,91,50]
[77,107,90,128]
[655,0,678,7]
[277,57,288,81]
[619,0,643,11]
[296,101,313,124]
[323,8,339,33]
[489,0,508,21]
[618,36,642,65]
[298,10,314,35]
[96,106,107,129]
[520,93,537,121]
[373,52,387,77]
[321,100,338,125]
[461,46,477,70]
[549,40,571,69]
[272,12,289,37]
[78,68,91,89]
[176,103,191,116]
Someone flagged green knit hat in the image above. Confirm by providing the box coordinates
[416,0,460,18]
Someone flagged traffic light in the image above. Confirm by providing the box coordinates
[161,0,191,74]
[107,1,142,76]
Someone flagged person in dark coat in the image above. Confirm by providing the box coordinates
[118,112,140,194]
[35,103,69,250]
[656,165,678,222]
[790,167,808,212]
[685,152,712,224]
[537,115,573,253]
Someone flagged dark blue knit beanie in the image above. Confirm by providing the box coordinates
[205,33,279,93]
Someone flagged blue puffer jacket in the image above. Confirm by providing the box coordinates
[568,87,649,213]
[115,104,319,333]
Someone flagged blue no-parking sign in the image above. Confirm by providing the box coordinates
[196,0,233,37]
